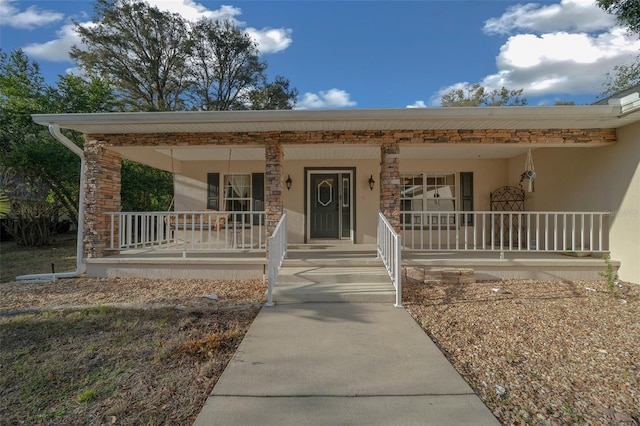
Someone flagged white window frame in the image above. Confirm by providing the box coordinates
[222,173,252,212]
[401,172,457,228]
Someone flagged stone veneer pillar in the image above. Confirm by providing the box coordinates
[380,142,401,232]
[83,138,122,258]
[265,141,284,241]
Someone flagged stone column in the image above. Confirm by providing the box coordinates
[380,142,400,232]
[265,141,284,241]
[83,137,122,258]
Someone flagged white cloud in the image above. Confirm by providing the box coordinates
[434,1,640,104]
[491,27,640,96]
[23,23,85,62]
[0,0,64,29]
[296,89,356,110]
[484,0,615,35]
[406,100,427,108]
[246,27,292,54]
[145,1,242,23]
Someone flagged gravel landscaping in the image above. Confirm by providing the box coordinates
[404,278,639,425]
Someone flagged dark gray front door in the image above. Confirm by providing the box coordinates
[310,173,339,239]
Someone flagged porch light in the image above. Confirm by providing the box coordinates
[286,175,292,190]
[368,175,375,191]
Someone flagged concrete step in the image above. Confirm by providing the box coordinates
[282,257,384,267]
[273,265,395,303]
[278,266,392,284]
[282,249,383,268]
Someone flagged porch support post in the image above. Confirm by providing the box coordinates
[380,142,401,232]
[265,141,284,242]
[83,137,122,258]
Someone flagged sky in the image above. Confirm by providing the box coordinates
[1,0,640,109]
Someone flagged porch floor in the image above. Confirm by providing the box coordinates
[86,244,615,282]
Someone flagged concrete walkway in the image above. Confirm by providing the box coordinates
[193,302,500,425]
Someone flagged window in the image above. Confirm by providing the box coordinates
[401,173,458,227]
[206,173,264,215]
[223,174,252,212]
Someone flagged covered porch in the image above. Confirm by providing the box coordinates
[31,105,640,284]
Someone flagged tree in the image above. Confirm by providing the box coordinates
[0,49,77,220]
[596,1,640,96]
[72,1,297,112]
[189,19,266,110]
[441,83,527,107]
[596,0,640,34]
[1,49,120,223]
[600,56,640,97]
[71,0,192,111]
[50,74,120,114]
[0,49,47,155]
[248,75,298,110]
[121,161,173,212]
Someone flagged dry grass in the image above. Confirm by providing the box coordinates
[404,278,640,425]
[0,277,266,425]
[0,233,77,282]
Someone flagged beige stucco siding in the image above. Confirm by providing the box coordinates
[174,157,513,245]
[508,131,639,284]
[174,160,265,211]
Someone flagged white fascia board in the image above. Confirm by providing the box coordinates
[31,105,626,133]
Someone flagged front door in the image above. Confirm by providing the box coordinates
[308,171,353,240]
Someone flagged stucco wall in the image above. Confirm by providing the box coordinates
[174,160,265,211]
[174,157,512,245]
[507,132,639,284]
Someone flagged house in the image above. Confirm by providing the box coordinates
[32,99,640,285]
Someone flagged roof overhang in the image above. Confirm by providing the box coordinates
[31,105,640,135]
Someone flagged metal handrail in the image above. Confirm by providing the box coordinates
[266,212,288,307]
[377,212,402,308]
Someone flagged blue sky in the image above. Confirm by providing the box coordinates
[1,0,640,108]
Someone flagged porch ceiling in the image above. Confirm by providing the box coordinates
[32,105,640,135]
[117,143,555,166]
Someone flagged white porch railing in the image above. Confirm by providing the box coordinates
[401,211,610,253]
[106,211,266,253]
[266,212,287,307]
[377,212,403,308]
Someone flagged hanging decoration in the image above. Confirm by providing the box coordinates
[520,148,536,193]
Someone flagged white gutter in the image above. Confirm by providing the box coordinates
[16,123,86,280]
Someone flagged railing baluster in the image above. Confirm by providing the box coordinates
[396,210,609,256]
[581,213,585,251]
[599,214,604,252]
[553,214,557,251]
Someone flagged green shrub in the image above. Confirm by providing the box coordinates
[600,253,620,298]
[2,199,60,246]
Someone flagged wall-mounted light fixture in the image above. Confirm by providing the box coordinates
[286,175,292,191]
[368,174,376,191]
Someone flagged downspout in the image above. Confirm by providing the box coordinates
[16,123,86,280]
